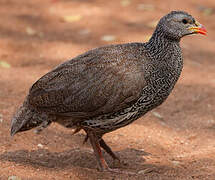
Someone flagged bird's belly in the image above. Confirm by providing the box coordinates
[81,78,177,134]
[137,82,174,110]
[82,109,142,133]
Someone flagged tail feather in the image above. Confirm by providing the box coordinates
[11,104,50,136]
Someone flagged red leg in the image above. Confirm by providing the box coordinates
[88,131,109,171]
[99,138,119,161]
[87,131,135,174]
[99,138,127,167]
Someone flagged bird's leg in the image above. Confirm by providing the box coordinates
[87,131,109,171]
[99,138,118,160]
[99,138,127,167]
[87,131,135,174]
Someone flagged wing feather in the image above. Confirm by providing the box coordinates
[28,43,147,119]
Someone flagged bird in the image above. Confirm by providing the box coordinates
[11,11,206,172]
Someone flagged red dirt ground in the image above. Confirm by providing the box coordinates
[0,0,215,179]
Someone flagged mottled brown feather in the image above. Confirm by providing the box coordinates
[28,43,146,119]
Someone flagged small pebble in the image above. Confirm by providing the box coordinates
[26,27,36,36]
[208,119,215,124]
[171,160,180,166]
[37,144,43,148]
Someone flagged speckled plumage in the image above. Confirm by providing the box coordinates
[11,11,206,172]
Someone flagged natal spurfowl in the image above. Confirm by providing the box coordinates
[11,11,206,172]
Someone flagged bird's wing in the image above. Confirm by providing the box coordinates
[28,43,147,119]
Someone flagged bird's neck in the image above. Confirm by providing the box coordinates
[145,28,181,61]
[143,28,184,91]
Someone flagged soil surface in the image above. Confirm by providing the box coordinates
[0,0,215,179]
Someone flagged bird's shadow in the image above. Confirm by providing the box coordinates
[0,147,150,171]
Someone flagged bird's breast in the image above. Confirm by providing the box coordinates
[139,50,183,111]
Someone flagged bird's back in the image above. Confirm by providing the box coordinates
[11,43,149,134]
[28,43,147,117]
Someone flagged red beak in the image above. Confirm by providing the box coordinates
[196,25,207,35]
[188,22,207,36]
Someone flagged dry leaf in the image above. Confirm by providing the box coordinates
[147,20,158,28]
[152,111,163,119]
[0,61,11,68]
[79,29,90,35]
[121,0,131,7]
[143,35,151,42]
[171,160,181,166]
[137,4,154,11]
[101,35,116,42]
[26,27,36,36]
[62,15,82,23]
[138,168,154,174]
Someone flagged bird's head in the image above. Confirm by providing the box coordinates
[156,11,207,40]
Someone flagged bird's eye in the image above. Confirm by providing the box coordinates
[182,19,188,24]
